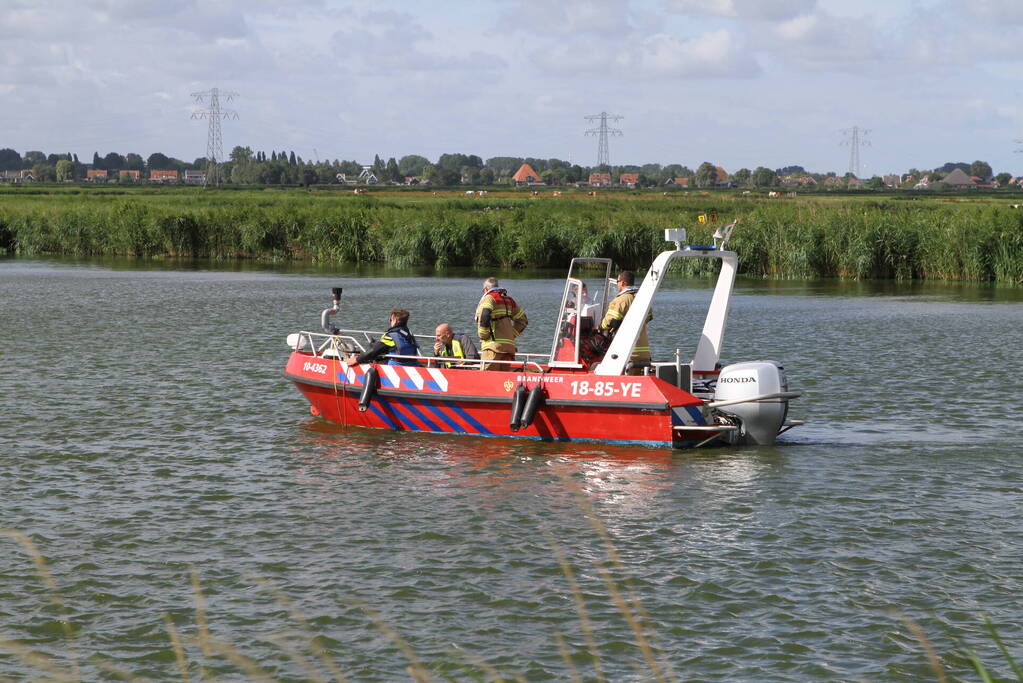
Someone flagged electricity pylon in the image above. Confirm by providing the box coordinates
[840,125,870,177]
[191,88,239,187]
[585,112,623,168]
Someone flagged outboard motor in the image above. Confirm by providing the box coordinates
[713,360,790,445]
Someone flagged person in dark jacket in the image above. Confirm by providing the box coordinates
[346,308,420,366]
[430,322,479,368]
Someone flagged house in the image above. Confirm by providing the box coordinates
[619,173,639,187]
[0,169,33,183]
[940,168,975,188]
[847,176,862,188]
[403,176,420,186]
[588,172,612,187]
[183,169,206,184]
[512,163,542,185]
[119,170,141,182]
[86,169,108,181]
[882,174,900,188]
[781,175,817,186]
[149,170,179,183]
[357,167,378,184]
[822,176,845,187]
[665,177,689,187]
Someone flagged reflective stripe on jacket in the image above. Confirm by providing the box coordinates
[475,289,528,354]
[600,288,652,362]
[437,333,479,368]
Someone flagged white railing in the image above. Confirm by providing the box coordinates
[291,331,549,373]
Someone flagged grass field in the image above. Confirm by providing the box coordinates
[2,184,1022,283]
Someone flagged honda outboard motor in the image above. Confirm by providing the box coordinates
[713,360,790,445]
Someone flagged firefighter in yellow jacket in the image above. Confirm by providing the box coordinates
[600,270,651,375]
[475,277,528,371]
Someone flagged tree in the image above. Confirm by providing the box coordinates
[0,148,23,170]
[55,159,73,182]
[230,146,253,163]
[970,160,992,180]
[776,165,805,176]
[103,152,125,170]
[750,167,778,187]
[694,161,718,188]
[996,172,1012,185]
[731,168,752,186]
[125,153,144,170]
[425,165,460,186]
[24,151,46,166]
[485,157,524,177]
[937,161,969,174]
[32,163,56,182]
[398,154,429,177]
[146,152,171,170]
[385,157,401,182]
[868,176,885,190]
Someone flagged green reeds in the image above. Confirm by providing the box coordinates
[2,187,1022,282]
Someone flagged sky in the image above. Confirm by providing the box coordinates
[2,0,1022,176]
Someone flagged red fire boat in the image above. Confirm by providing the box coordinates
[283,223,803,448]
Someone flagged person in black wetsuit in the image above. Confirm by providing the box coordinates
[346,308,420,366]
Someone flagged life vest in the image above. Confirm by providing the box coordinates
[439,338,466,359]
[437,337,467,368]
[383,325,420,366]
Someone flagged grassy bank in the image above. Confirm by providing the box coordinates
[2,186,1022,282]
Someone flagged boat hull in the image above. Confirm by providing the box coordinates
[283,352,726,448]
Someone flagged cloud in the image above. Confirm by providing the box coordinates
[664,0,818,21]
[961,0,1023,24]
[759,10,886,72]
[498,0,637,36]
[329,9,505,75]
[618,29,759,76]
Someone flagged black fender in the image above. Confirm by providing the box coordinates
[358,366,380,412]
[509,384,528,431]
[520,385,546,429]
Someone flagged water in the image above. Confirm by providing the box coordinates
[3,257,1023,681]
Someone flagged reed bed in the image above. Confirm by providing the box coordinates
[2,188,1022,282]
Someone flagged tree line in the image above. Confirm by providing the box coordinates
[0,145,1012,188]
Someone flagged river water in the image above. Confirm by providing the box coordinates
[2,257,1022,681]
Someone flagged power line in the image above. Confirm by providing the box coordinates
[584,112,623,167]
[191,88,239,187]
[840,125,870,177]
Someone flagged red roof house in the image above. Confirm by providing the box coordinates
[149,170,179,183]
[512,163,541,184]
[619,173,639,187]
[588,172,612,187]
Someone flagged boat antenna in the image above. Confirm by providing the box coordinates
[713,220,737,250]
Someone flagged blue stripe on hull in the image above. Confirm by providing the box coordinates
[444,401,492,435]
[395,398,442,432]
[421,402,468,433]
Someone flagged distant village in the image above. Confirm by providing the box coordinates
[0,146,1016,191]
